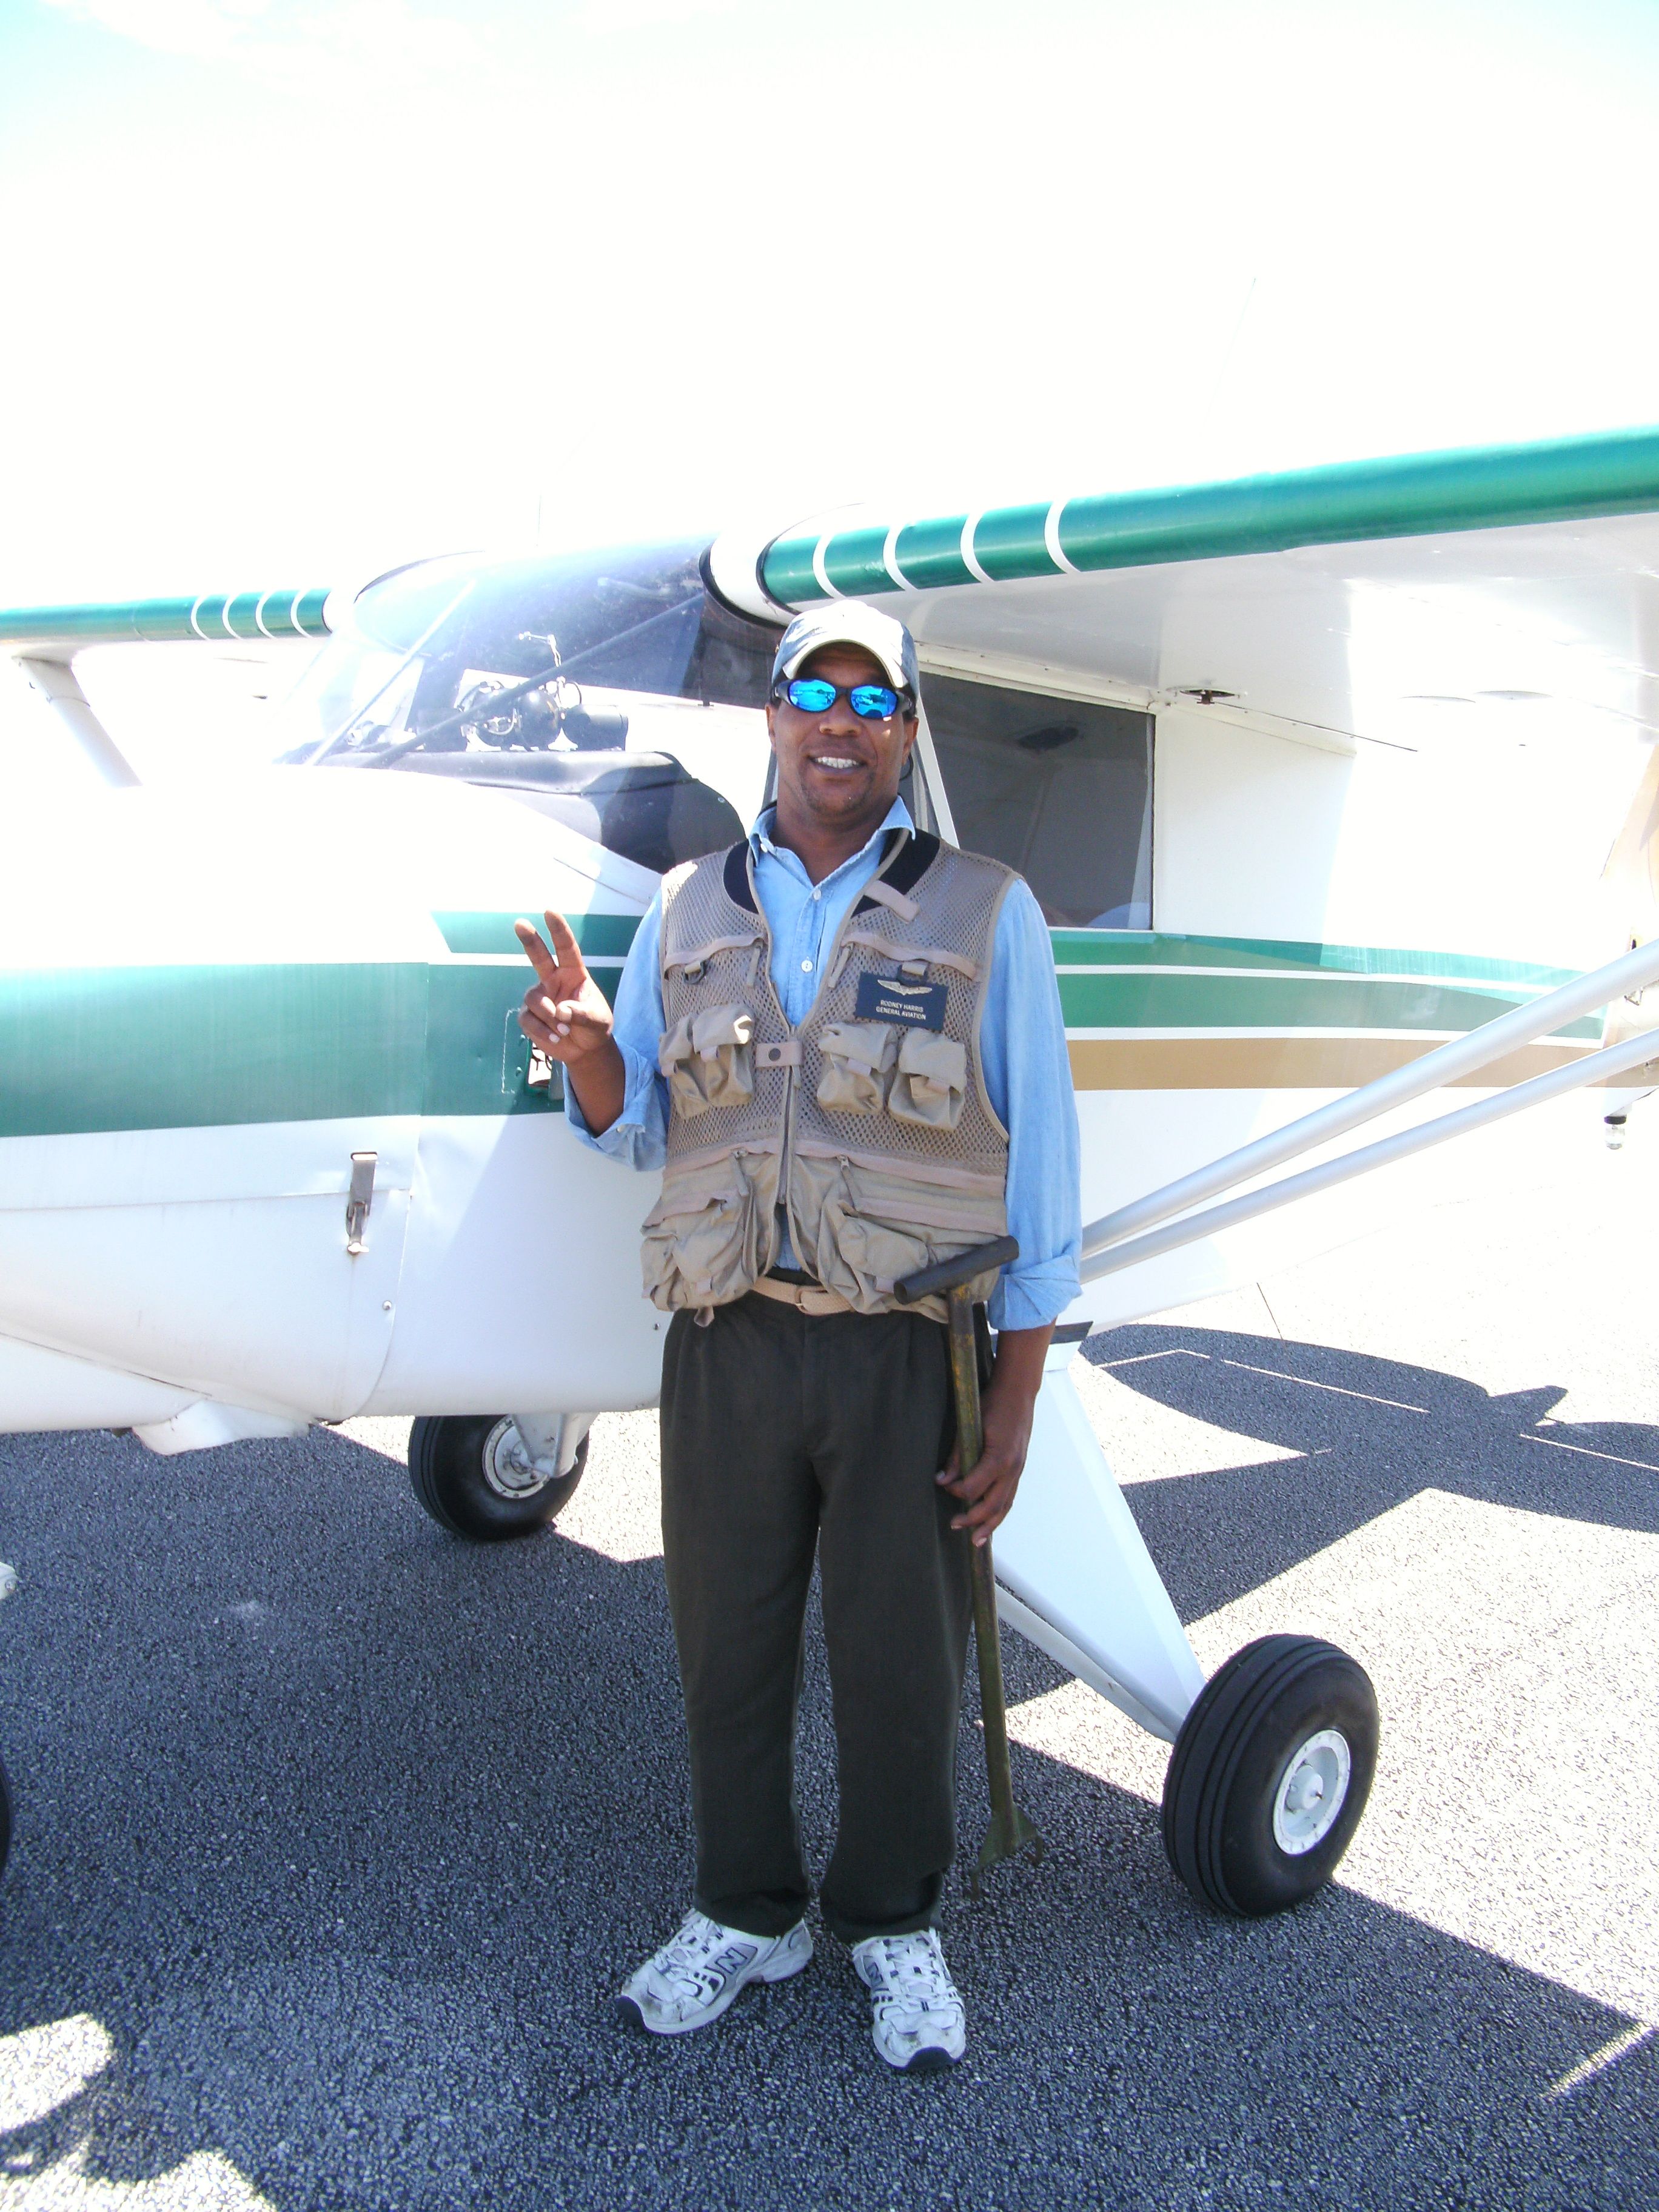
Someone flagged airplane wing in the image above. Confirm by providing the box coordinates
[0,587,340,786]
[12,423,1659,775]
[0,586,335,650]
[708,421,1659,759]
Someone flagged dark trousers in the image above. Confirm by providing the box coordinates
[660,1290,972,1945]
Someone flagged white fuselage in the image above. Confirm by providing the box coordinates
[0,677,1644,1441]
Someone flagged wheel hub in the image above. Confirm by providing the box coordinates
[480,1418,553,1501]
[1271,1728,1352,1855]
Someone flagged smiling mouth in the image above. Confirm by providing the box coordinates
[809,752,863,773]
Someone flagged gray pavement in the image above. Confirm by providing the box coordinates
[0,1145,1655,2208]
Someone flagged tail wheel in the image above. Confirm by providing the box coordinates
[408,1415,588,1542]
[1162,1635,1378,1917]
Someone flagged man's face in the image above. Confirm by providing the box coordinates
[765,644,918,831]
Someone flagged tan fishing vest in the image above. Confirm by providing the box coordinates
[641,828,1017,1323]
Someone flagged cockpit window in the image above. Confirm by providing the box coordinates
[268,540,782,872]
[278,540,777,768]
[924,675,1153,929]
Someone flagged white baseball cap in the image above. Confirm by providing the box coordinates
[771,602,920,703]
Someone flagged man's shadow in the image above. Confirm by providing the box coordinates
[1079,1322,1659,1622]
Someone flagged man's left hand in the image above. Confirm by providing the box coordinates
[936,1324,1054,1547]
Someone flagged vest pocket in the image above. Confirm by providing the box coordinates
[888,1031,967,1130]
[815,1021,898,1114]
[659,1004,756,1117]
[797,1156,1007,1311]
[640,1153,765,1309]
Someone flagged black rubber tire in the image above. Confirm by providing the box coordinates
[408,1415,588,1542]
[1161,1634,1378,1917]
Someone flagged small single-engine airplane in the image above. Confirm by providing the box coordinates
[6,423,1659,1917]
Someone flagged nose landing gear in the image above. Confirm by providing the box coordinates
[408,1414,589,1542]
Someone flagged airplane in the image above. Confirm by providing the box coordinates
[6,420,1659,1921]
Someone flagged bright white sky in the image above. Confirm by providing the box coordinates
[4,0,1659,603]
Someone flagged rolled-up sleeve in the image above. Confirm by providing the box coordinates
[976,880,1082,1332]
[564,894,670,1172]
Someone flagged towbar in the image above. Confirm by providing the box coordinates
[1082,932,1659,1262]
[894,1236,1022,1305]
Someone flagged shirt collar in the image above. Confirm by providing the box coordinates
[750,795,914,873]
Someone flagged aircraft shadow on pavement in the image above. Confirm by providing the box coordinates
[0,1419,1652,2210]
[1081,1323,1659,1624]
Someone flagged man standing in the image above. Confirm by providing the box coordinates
[516,603,1081,2073]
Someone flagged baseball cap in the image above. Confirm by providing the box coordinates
[771,602,920,704]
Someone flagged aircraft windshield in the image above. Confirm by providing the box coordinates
[275,540,776,763]
[269,539,782,862]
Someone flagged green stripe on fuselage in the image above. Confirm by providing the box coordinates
[423,967,565,1118]
[432,911,641,958]
[1054,968,1600,1039]
[0,928,1600,1142]
[1047,929,1577,987]
[0,962,560,1139]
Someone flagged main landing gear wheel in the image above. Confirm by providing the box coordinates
[408,1415,588,1542]
[1161,1635,1378,1917]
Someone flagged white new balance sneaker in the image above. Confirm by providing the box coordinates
[851,1929,967,2073]
[615,1911,813,2036]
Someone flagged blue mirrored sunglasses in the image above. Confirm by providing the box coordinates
[777,677,908,720]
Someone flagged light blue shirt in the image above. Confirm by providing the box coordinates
[567,798,1082,1330]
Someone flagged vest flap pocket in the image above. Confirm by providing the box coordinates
[815,1021,898,1114]
[889,1031,967,1130]
[660,1004,755,1116]
[691,1004,755,1055]
[798,1155,1006,1310]
[663,930,763,978]
[658,1011,694,1077]
[657,1013,704,1118]
[839,1159,1005,1239]
[641,1153,746,1230]
[640,1153,766,1310]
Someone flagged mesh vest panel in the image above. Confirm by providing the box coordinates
[643,834,1015,1319]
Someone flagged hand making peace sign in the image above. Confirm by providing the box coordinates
[515,910,617,1066]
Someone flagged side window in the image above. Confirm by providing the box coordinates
[923,675,1153,928]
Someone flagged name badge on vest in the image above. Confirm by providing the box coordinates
[854,971,948,1031]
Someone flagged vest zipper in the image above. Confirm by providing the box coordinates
[756,828,913,1276]
[776,1056,796,1273]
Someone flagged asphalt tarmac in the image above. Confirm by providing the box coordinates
[0,1144,1654,2210]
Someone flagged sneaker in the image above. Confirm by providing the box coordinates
[615,1911,813,2036]
[851,1929,967,2073]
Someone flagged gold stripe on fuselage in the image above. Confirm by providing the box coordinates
[1065,1036,1631,1091]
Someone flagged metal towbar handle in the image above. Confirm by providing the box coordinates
[895,1235,1043,1891]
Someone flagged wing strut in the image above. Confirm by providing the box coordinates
[16,657,139,787]
[1080,933,1659,1287]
